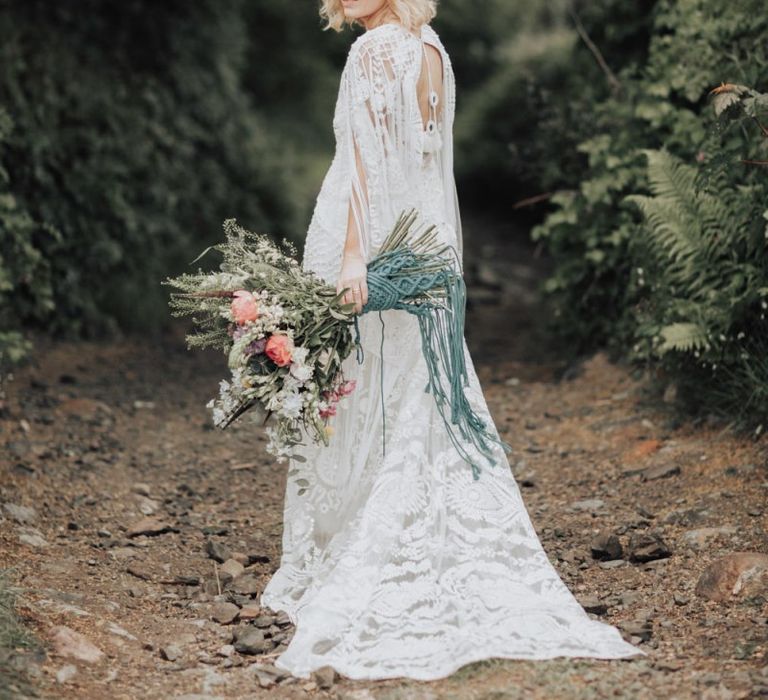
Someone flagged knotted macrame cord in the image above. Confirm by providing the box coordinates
[351,244,511,480]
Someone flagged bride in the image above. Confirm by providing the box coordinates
[260,0,644,681]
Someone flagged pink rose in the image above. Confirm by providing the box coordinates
[338,379,357,396]
[230,290,260,325]
[319,405,337,418]
[265,334,294,367]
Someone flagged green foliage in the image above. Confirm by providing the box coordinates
[626,142,768,425]
[453,0,656,208]
[532,0,768,357]
[0,0,298,357]
[527,0,768,426]
[0,108,59,367]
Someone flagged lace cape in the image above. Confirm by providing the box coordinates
[338,22,463,266]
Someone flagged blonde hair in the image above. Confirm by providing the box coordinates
[319,0,437,33]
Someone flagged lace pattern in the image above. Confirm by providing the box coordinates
[261,22,644,681]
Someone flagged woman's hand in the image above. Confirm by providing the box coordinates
[337,252,368,314]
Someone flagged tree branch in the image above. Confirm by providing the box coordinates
[569,4,622,94]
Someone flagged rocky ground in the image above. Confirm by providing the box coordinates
[1,220,767,699]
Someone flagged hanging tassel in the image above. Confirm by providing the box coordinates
[350,209,513,479]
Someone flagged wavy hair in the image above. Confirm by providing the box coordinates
[319,0,437,32]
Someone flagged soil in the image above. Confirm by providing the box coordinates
[1,222,767,699]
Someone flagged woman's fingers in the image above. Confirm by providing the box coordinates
[337,277,367,314]
[351,280,362,314]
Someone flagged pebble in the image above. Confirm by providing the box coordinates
[246,553,270,565]
[618,619,653,642]
[107,622,137,641]
[211,602,240,625]
[18,527,49,548]
[577,595,608,615]
[219,559,245,580]
[628,532,671,562]
[695,552,768,602]
[312,665,338,689]
[160,644,183,661]
[50,625,105,663]
[205,540,231,564]
[202,525,229,536]
[3,503,37,524]
[55,664,78,684]
[233,626,271,655]
[231,575,260,596]
[251,663,289,688]
[126,563,154,581]
[131,483,152,497]
[126,517,173,538]
[252,614,276,629]
[641,464,681,481]
[203,572,234,596]
[655,659,684,672]
[662,506,711,526]
[569,499,605,513]
[590,531,623,561]
[680,527,737,551]
[598,559,627,570]
[136,496,160,516]
[621,590,642,607]
[238,604,261,620]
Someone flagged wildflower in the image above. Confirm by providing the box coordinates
[265,334,294,366]
[231,290,260,325]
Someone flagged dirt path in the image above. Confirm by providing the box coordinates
[1,225,767,699]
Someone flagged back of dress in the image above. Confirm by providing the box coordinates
[264,20,646,682]
[302,22,463,288]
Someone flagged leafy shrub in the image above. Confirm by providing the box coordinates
[627,87,768,426]
[0,0,298,357]
[532,0,768,360]
[0,108,58,367]
[452,0,657,210]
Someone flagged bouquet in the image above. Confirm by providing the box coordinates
[163,209,511,479]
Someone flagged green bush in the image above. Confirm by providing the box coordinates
[627,87,768,426]
[0,0,298,359]
[0,108,58,367]
[532,0,768,358]
[452,0,656,209]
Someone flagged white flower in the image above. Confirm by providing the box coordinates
[280,392,303,419]
[292,346,309,364]
[289,362,312,383]
[282,374,302,392]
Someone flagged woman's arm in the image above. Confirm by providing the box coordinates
[336,136,370,314]
[335,33,396,315]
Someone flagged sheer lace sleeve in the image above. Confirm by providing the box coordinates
[342,30,415,263]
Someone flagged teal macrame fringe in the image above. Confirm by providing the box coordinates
[350,211,512,480]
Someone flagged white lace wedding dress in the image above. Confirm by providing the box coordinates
[260,21,644,681]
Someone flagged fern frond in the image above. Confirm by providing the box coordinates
[658,322,710,354]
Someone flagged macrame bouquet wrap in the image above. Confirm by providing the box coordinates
[355,209,511,479]
[163,209,510,479]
